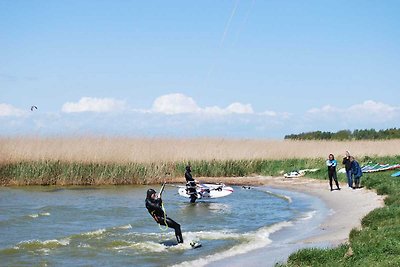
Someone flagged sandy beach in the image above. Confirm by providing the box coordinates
[179,175,385,266]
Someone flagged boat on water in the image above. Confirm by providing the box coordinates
[178,183,234,202]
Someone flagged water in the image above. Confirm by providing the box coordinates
[0,185,318,267]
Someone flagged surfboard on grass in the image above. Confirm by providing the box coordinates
[361,163,400,173]
[284,170,305,178]
[391,171,400,177]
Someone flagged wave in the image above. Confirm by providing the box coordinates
[113,224,132,230]
[264,190,292,203]
[112,241,168,253]
[81,228,107,236]
[28,212,50,218]
[12,238,70,251]
[299,210,317,221]
[172,221,293,267]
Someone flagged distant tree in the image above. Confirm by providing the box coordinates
[284,128,400,140]
[333,130,352,140]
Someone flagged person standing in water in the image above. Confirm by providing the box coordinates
[145,188,184,244]
[326,153,341,191]
[342,151,353,188]
[350,156,363,189]
[185,165,199,203]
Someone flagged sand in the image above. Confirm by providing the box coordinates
[186,175,385,266]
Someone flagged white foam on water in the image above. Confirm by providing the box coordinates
[115,224,132,230]
[56,238,70,246]
[114,241,169,253]
[78,243,91,248]
[28,212,50,218]
[184,230,242,241]
[37,248,51,255]
[299,210,317,221]
[172,221,293,267]
[82,228,107,236]
[15,238,70,250]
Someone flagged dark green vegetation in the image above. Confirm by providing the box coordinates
[280,155,400,267]
[285,128,400,140]
[0,158,323,186]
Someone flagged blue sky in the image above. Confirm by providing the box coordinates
[1,0,399,138]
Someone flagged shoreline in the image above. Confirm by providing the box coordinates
[189,175,385,266]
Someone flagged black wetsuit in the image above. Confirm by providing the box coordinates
[145,197,183,243]
[327,159,340,191]
[185,166,194,182]
[185,166,197,203]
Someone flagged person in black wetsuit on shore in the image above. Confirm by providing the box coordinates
[145,188,183,244]
[326,153,341,191]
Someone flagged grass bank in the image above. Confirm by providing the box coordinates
[280,155,400,266]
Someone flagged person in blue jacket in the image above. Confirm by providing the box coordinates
[326,153,341,191]
[350,156,363,189]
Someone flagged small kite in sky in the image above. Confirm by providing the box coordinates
[30,105,38,111]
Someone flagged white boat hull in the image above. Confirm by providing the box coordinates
[178,183,233,199]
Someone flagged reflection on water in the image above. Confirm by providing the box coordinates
[180,202,231,215]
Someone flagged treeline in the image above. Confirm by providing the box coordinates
[284,128,400,140]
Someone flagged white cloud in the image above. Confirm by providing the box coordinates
[226,102,254,114]
[307,104,339,114]
[349,100,398,119]
[0,103,26,117]
[62,97,126,113]
[151,93,255,115]
[152,93,200,114]
[306,100,400,122]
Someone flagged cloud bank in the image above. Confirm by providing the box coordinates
[307,100,400,123]
[0,103,26,117]
[1,95,399,138]
[151,93,255,115]
[62,97,126,113]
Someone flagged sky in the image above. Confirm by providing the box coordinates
[1,0,399,138]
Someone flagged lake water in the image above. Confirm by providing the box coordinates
[0,185,321,267]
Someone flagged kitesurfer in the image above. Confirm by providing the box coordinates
[145,188,184,244]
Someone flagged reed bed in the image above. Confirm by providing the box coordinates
[1,137,400,163]
[1,137,399,186]
[0,158,322,186]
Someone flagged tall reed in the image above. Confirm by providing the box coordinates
[3,156,399,186]
[1,137,399,164]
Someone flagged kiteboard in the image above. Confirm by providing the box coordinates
[178,183,233,199]
[161,240,202,249]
